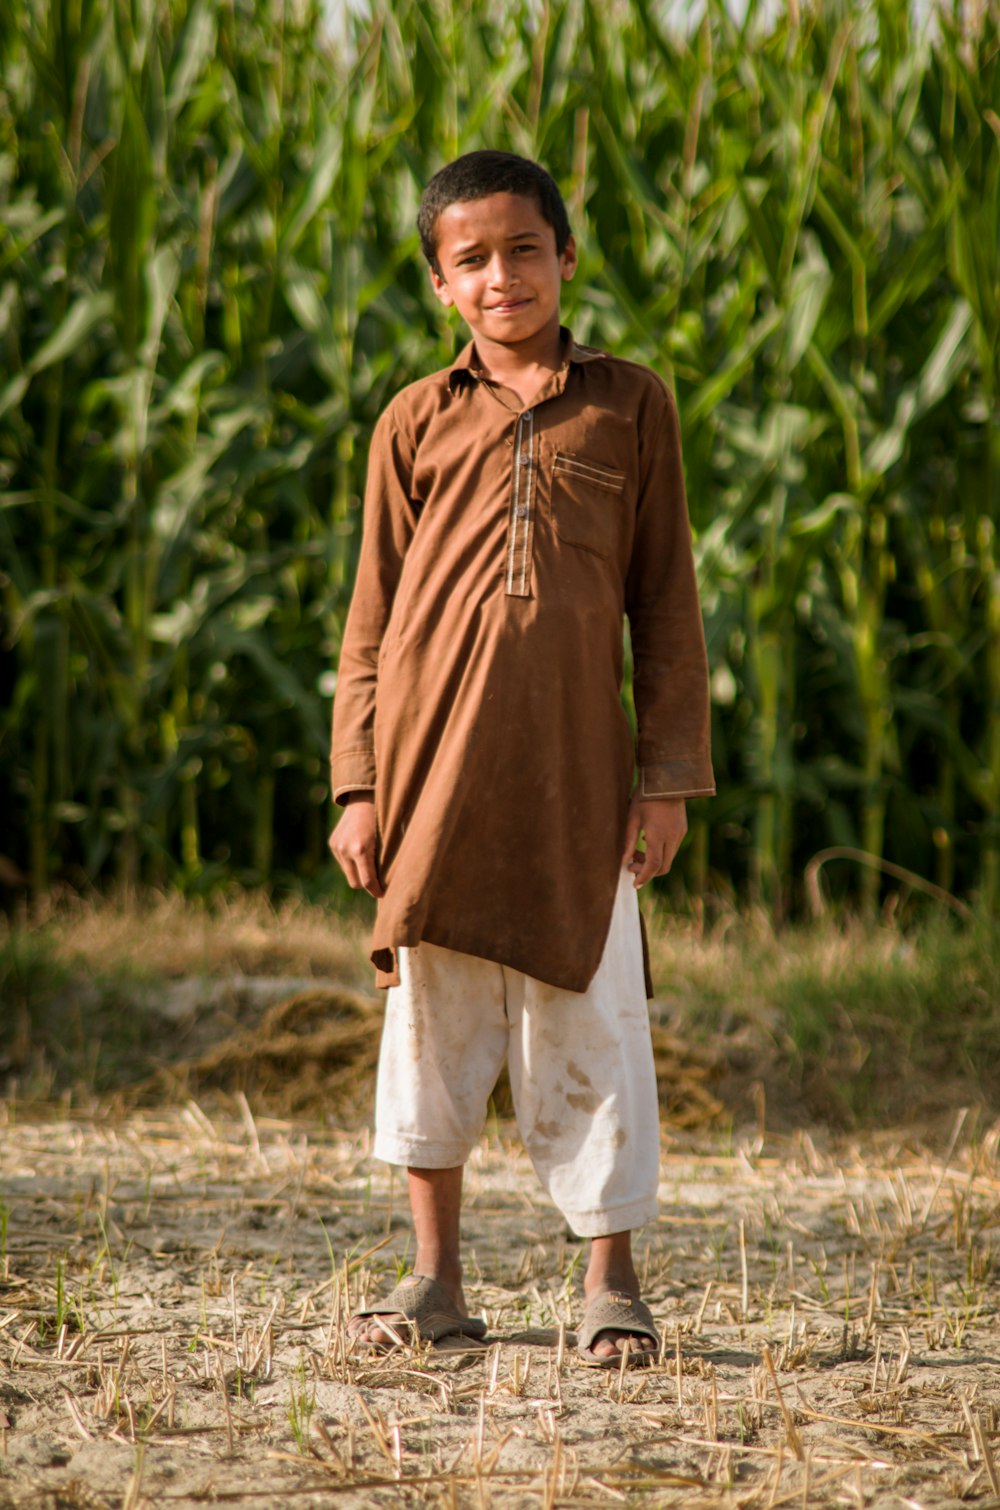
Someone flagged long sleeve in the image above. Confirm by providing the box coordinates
[625,385,715,800]
[330,405,417,803]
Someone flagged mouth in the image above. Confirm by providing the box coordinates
[487,298,530,313]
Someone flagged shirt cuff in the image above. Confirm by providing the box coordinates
[639,761,716,800]
[331,748,377,805]
[334,786,376,806]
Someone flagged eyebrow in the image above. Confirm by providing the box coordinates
[451,230,544,256]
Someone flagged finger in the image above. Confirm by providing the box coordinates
[622,808,641,864]
[631,846,664,887]
[347,832,383,898]
[659,837,682,873]
[639,808,687,875]
[336,852,362,889]
[356,850,385,899]
[654,823,686,873]
[640,830,675,875]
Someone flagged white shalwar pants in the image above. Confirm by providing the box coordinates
[373,869,660,1237]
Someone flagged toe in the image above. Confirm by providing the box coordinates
[590,1328,657,1358]
[348,1312,411,1348]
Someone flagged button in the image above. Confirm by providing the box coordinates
[519,453,532,468]
[522,409,533,420]
[515,504,529,519]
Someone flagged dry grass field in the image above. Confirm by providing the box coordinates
[2,895,999,1507]
[3,1105,1000,1509]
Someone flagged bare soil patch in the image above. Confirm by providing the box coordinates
[2,1102,1000,1508]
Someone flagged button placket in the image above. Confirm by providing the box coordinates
[505,409,535,597]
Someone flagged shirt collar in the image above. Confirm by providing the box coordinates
[447,328,604,392]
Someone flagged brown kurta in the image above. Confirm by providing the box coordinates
[330,332,715,993]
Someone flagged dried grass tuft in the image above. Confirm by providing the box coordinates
[145,988,382,1119]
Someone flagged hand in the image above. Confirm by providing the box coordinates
[329,795,384,898]
[622,794,687,888]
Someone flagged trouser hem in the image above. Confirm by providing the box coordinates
[374,1133,474,1169]
[561,1196,659,1239]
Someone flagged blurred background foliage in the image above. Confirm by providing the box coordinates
[0,0,997,917]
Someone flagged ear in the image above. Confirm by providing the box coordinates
[560,233,578,282]
[430,265,454,309]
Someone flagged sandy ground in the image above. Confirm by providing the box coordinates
[2,1103,1000,1509]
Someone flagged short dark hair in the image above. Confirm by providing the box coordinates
[417,151,571,273]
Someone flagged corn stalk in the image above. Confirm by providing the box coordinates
[0,0,996,916]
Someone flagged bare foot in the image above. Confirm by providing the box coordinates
[584,1231,658,1360]
[349,1166,471,1348]
[581,1283,659,1359]
[347,1272,471,1349]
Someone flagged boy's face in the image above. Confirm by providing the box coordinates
[429,192,577,356]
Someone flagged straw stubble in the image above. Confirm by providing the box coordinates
[2,1106,1000,1504]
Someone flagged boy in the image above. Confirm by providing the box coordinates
[329,151,714,1365]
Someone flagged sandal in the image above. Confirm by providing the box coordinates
[347,1274,488,1350]
[576,1290,660,1368]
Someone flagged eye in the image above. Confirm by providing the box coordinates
[456,253,483,266]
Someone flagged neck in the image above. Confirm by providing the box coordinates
[474,321,565,407]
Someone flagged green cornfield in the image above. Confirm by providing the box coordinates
[1,0,997,915]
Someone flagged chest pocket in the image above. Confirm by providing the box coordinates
[550,452,626,560]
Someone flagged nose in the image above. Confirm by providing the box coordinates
[487,251,517,287]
